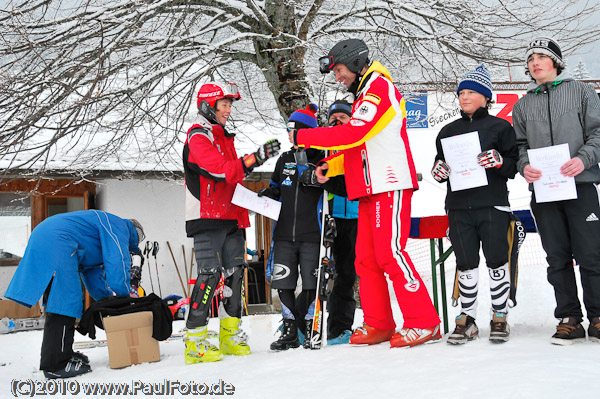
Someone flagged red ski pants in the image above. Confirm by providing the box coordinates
[356,190,440,330]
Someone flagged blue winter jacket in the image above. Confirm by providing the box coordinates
[331,194,359,220]
[5,210,140,318]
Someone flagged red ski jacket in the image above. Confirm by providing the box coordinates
[296,61,419,200]
[183,115,250,236]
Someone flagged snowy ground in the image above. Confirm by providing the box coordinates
[1,263,597,399]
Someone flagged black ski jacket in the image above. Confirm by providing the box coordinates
[270,148,325,243]
[434,107,518,210]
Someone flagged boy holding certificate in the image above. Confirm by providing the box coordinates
[513,37,600,345]
[432,65,519,344]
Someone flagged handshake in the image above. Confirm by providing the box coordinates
[431,149,503,183]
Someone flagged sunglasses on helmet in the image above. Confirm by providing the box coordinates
[319,56,334,74]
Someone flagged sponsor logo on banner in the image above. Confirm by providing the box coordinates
[403,91,428,128]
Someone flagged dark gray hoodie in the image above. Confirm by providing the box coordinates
[513,71,600,186]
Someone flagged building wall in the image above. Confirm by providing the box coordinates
[95,178,193,299]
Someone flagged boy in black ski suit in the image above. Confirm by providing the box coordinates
[259,105,328,350]
[431,65,519,344]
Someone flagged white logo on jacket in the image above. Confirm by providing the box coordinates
[352,101,377,122]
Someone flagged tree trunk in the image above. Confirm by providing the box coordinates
[253,2,312,121]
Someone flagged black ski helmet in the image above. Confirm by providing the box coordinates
[319,39,369,75]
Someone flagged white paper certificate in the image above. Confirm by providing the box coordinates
[441,131,488,191]
[527,143,577,203]
[231,183,281,220]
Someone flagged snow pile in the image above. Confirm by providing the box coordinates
[1,265,596,398]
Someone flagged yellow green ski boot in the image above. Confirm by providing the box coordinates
[184,327,223,364]
[219,317,251,356]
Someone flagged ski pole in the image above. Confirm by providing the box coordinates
[188,248,194,298]
[167,241,187,297]
[153,241,162,298]
[182,244,189,293]
[144,241,155,293]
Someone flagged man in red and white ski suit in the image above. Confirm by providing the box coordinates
[293,39,441,348]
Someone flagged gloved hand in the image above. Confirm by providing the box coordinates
[130,253,143,288]
[257,187,280,200]
[299,167,321,187]
[477,149,503,168]
[243,139,281,173]
[431,159,451,182]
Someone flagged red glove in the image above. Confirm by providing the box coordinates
[477,149,503,168]
[431,159,451,182]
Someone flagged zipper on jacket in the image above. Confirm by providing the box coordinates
[344,197,348,218]
[292,169,300,242]
[207,183,210,197]
[546,88,554,146]
[361,150,371,188]
[578,112,586,142]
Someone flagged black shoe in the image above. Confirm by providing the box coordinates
[551,317,586,345]
[589,317,600,343]
[43,359,91,379]
[72,351,90,365]
[270,319,300,351]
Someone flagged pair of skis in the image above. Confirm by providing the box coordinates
[73,330,219,349]
[0,316,45,334]
[308,188,337,349]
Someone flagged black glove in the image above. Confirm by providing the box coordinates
[257,187,280,200]
[299,167,321,187]
[242,139,281,173]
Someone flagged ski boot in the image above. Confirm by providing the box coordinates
[72,351,90,365]
[270,318,301,351]
[489,312,510,343]
[219,317,251,356]
[390,324,442,348]
[327,330,352,346]
[185,327,223,364]
[43,358,91,379]
[350,324,395,346]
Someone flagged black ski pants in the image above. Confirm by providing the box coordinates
[40,312,76,372]
[447,207,511,271]
[531,183,600,322]
[327,217,358,338]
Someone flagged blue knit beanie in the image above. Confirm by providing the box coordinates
[289,104,319,129]
[457,65,493,99]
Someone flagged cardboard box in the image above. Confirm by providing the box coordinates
[0,299,41,319]
[102,311,160,369]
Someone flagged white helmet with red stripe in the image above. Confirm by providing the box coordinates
[196,82,241,109]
